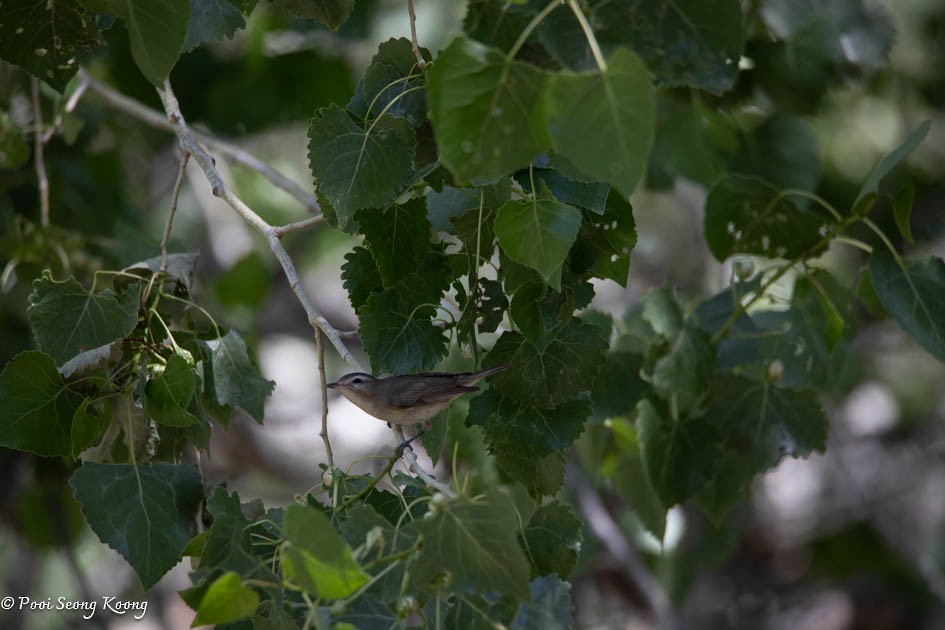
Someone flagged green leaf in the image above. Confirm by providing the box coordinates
[637,398,721,506]
[704,175,830,262]
[870,254,945,362]
[509,281,577,346]
[467,390,591,461]
[515,168,610,215]
[518,500,582,579]
[81,0,190,86]
[427,36,550,182]
[360,199,432,288]
[510,576,571,630]
[72,398,104,456]
[359,290,448,374]
[0,351,79,456]
[0,111,29,168]
[733,114,819,192]
[196,487,265,578]
[604,419,666,540]
[892,184,916,245]
[590,352,647,420]
[545,47,655,197]
[641,286,684,338]
[495,195,581,291]
[28,272,140,365]
[145,354,199,427]
[70,462,203,588]
[644,321,715,414]
[854,120,931,213]
[649,100,727,187]
[485,319,608,408]
[282,504,369,599]
[273,0,354,31]
[307,105,416,229]
[192,572,260,626]
[0,0,101,92]
[698,374,828,520]
[410,492,531,600]
[348,37,429,127]
[568,190,637,286]
[594,0,744,94]
[341,246,383,312]
[204,330,274,422]
[183,0,245,52]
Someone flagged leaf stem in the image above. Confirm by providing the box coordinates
[508,0,562,61]
[316,329,335,470]
[567,0,607,71]
[31,78,50,228]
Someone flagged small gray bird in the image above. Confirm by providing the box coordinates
[326,365,509,427]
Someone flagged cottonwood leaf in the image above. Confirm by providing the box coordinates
[870,254,945,362]
[71,398,104,457]
[410,492,531,600]
[273,0,354,31]
[704,175,830,262]
[0,351,79,456]
[28,272,140,365]
[518,500,582,579]
[466,390,590,460]
[427,36,550,182]
[604,418,666,540]
[308,105,416,229]
[359,291,447,374]
[545,47,655,197]
[192,572,259,626]
[81,0,189,86]
[511,575,572,630]
[145,354,199,427]
[854,120,931,213]
[644,321,716,414]
[359,199,432,288]
[893,184,916,245]
[594,0,744,94]
[283,504,368,599]
[183,0,244,52]
[569,190,637,286]
[70,462,203,588]
[637,398,722,506]
[515,168,610,215]
[341,246,383,312]
[698,374,828,520]
[0,0,101,92]
[484,320,608,408]
[348,37,429,127]
[204,330,274,422]
[733,114,820,192]
[495,195,581,291]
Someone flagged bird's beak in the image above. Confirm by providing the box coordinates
[326,381,339,389]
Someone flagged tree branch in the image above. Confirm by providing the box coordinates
[77,69,320,214]
[31,78,50,228]
[567,463,675,628]
[155,80,362,371]
[161,153,189,274]
[406,0,427,70]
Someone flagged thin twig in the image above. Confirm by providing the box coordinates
[567,463,676,629]
[161,153,190,274]
[392,425,456,498]
[316,329,334,468]
[78,69,320,214]
[406,0,426,69]
[272,215,324,238]
[155,80,360,370]
[31,78,50,228]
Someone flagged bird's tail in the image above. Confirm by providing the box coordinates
[460,364,509,385]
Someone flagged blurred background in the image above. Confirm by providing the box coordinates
[2,0,945,628]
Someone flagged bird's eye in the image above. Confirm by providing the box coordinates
[352,377,362,384]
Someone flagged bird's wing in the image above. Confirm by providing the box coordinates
[387,375,478,408]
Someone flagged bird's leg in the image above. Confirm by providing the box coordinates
[395,424,427,457]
